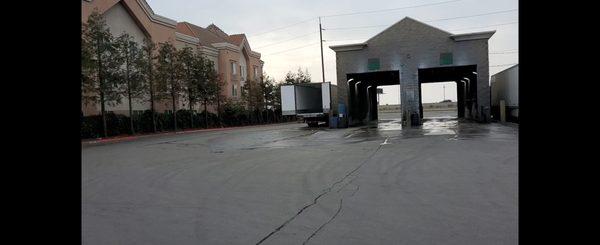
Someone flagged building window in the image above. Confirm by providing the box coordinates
[254,67,258,79]
[232,84,238,97]
[240,65,246,80]
[231,62,237,75]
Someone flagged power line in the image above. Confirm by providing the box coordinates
[324,38,369,43]
[326,25,386,31]
[265,42,320,56]
[448,21,518,32]
[324,9,518,31]
[424,9,517,22]
[323,21,518,44]
[248,17,316,37]
[254,31,318,49]
[247,0,461,39]
[321,0,461,18]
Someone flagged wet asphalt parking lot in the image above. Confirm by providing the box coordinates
[82,111,518,245]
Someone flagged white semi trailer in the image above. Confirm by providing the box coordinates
[491,64,518,122]
[281,82,338,127]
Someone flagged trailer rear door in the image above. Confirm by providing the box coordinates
[321,82,331,113]
[281,85,296,115]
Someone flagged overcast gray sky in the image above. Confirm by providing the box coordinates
[147,0,518,104]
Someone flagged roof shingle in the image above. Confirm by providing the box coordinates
[176,22,254,52]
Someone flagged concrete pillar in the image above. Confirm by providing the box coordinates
[500,100,506,122]
[456,81,465,118]
[366,85,372,121]
[347,79,355,123]
[419,82,423,119]
[400,68,421,127]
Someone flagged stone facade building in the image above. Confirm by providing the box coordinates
[330,17,494,126]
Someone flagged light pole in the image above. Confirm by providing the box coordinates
[319,17,325,84]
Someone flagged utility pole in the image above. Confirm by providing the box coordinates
[319,17,325,84]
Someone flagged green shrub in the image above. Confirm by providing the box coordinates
[81,115,101,139]
[81,106,287,139]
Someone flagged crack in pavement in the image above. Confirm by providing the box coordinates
[304,183,360,245]
[302,198,344,245]
[255,139,385,245]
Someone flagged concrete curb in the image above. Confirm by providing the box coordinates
[82,122,299,146]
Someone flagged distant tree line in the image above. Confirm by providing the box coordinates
[81,11,311,139]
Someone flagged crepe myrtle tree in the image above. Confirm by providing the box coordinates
[283,70,295,85]
[138,38,158,133]
[82,11,123,137]
[242,77,265,124]
[211,71,225,127]
[179,46,201,128]
[115,33,145,134]
[156,42,183,131]
[81,22,93,106]
[273,82,282,113]
[197,56,218,128]
[282,67,311,85]
[260,73,276,122]
[295,67,311,84]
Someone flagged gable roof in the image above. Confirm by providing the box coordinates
[365,16,452,44]
[178,22,229,46]
[228,34,245,46]
[206,24,230,39]
[175,22,195,37]
[176,22,254,51]
[330,16,495,52]
[450,30,496,41]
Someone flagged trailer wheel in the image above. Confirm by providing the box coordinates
[307,121,318,127]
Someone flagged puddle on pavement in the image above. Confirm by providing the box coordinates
[421,117,457,136]
[355,117,458,139]
[243,116,511,150]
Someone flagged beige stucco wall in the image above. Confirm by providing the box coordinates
[248,56,263,80]
[215,45,263,102]
[174,40,197,52]
[82,0,176,116]
[217,49,240,99]
[82,0,264,116]
[102,2,150,115]
[103,2,147,43]
[82,0,176,44]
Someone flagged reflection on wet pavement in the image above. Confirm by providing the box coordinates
[155,114,517,152]
[351,115,516,142]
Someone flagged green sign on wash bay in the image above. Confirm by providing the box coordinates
[440,53,453,65]
[368,58,380,71]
